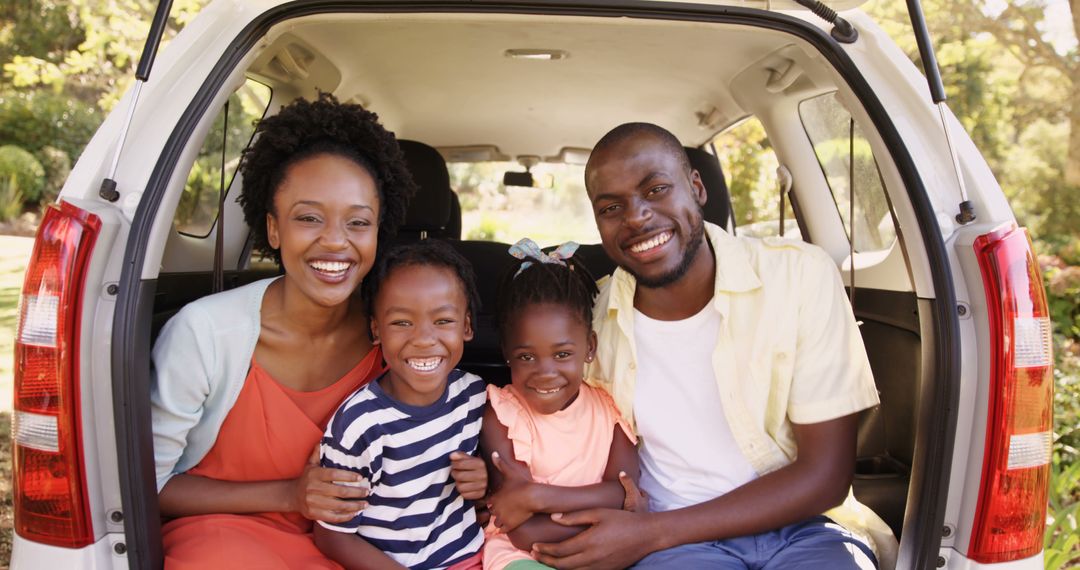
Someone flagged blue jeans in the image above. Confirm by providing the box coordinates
[631,516,878,569]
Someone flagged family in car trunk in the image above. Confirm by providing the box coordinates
[149,97,888,569]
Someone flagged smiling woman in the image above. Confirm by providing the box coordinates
[149,94,418,568]
[265,155,379,307]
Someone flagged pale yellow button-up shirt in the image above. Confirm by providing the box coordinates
[586,222,895,564]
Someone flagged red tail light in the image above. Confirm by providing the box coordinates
[12,201,100,548]
[969,224,1053,563]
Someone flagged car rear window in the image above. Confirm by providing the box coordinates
[447,161,600,246]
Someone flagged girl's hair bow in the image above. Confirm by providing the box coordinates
[508,238,580,277]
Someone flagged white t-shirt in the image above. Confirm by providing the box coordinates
[633,304,758,512]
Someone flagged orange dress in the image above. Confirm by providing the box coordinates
[162,348,381,569]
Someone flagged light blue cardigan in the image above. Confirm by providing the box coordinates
[150,277,278,491]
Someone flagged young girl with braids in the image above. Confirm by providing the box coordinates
[480,239,643,570]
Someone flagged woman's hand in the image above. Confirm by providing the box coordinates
[487,451,537,532]
[449,451,488,500]
[294,445,370,523]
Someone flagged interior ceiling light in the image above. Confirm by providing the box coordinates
[504,49,568,61]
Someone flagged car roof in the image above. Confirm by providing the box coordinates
[233,10,837,159]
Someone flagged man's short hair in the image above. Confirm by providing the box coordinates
[586,122,691,177]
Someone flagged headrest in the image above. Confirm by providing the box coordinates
[684,146,733,229]
[398,139,452,232]
[440,191,462,240]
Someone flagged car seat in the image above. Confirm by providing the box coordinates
[397,139,453,240]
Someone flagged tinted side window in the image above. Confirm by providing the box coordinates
[710,117,801,240]
[176,79,272,236]
[799,92,897,252]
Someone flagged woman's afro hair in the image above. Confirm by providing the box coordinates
[237,93,417,265]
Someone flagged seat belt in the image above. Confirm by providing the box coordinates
[777,165,793,237]
[847,118,858,314]
[213,99,229,294]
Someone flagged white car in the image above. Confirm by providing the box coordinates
[10,1,1054,569]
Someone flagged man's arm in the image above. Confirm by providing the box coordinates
[507,470,643,552]
[313,524,406,570]
[499,426,638,550]
[482,406,636,527]
[532,413,857,569]
[504,425,638,516]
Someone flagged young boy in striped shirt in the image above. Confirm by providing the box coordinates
[315,241,488,570]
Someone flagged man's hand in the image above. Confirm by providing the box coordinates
[449,451,488,500]
[487,451,537,532]
[294,445,369,523]
[532,508,655,570]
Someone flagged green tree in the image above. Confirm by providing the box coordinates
[0,0,83,70]
[2,0,207,110]
[0,0,208,200]
[867,0,1079,240]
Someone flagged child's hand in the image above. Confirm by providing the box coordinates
[449,451,488,500]
[487,451,536,533]
[618,471,649,513]
[474,501,492,527]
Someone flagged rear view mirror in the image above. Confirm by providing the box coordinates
[503,170,535,188]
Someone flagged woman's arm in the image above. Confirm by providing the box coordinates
[314,524,406,570]
[158,468,369,521]
[159,474,292,516]
[151,304,217,491]
[158,446,370,522]
[152,291,373,521]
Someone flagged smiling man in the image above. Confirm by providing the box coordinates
[532,123,886,569]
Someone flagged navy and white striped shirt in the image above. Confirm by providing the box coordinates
[318,369,486,570]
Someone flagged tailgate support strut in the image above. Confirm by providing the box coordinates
[906,0,977,224]
[99,0,175,202]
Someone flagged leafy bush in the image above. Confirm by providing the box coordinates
[0,174,25,222]
[1045,459,1079,570]
[0,90,101,164]
[176,160,223,235]
[1039,238,1080,570]
[36,145,70,204]
[0,145,44,204]
[465,213,507,241]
